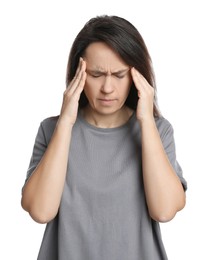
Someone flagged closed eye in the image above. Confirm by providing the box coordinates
[91,74,103,78]
[88,72,104,78]
[113,74,125,79]
[86,69,129,79]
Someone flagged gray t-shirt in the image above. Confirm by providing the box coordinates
[25,112,187,260]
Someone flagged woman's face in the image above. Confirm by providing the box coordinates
[83,42,132,116]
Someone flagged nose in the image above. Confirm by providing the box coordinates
[101,75,114,94]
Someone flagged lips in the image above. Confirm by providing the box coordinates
[98,98,115,101]
[98,98,117,105]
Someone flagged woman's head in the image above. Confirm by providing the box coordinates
[66,15,160,117]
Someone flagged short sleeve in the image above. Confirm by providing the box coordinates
[22,116,58,190]
[23,122,47,186]
[156,118,187,191]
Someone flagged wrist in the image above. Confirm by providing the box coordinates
[138,117,158,135]
[57,116,75,129]
[138,116,155,127]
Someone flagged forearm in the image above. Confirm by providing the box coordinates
[140,118,186,222]
[21,119,73,223]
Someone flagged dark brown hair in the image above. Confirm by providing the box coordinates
[66,15,160,117]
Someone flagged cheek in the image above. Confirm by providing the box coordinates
[120,82,131,98]
[84,76,101,96]
[83,86,92,101]
[84,81,96,101]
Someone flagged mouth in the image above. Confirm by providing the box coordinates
[99,98,115,101]
[97,98,117,106]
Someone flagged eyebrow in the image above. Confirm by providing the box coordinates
[86,68,130,75]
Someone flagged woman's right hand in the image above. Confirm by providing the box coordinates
[21,58,87,223]
[59,57,87,126]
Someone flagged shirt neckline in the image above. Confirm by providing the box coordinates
[77,110,136,133]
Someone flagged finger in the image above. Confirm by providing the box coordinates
[131,67,153,94]
[63,71,86,108]
[73,70,87,96]
[67,58,83,89]
[131,67,146,95]
[65,58,86,95]
[72,57,84,83]
[72,59,86,94]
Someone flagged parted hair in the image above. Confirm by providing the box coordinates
[66,15,160,117]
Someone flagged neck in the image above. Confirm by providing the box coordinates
[81,105,133,128]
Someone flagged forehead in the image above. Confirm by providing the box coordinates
[84,42,128,71]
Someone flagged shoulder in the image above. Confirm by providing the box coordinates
[155,116,174,139]
[39,115,60,143]
[41,115,59,129]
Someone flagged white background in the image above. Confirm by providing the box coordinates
[0,0,207,259]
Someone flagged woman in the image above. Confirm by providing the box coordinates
[21,15,187,260]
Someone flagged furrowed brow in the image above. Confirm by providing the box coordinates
[86,69,105,74]
[86,68,130,75]
[112,68,130,75]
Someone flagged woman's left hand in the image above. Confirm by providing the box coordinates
[131,67,155,122]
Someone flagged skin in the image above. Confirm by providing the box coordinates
[21,42,185,224]
[82,42,133,128]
